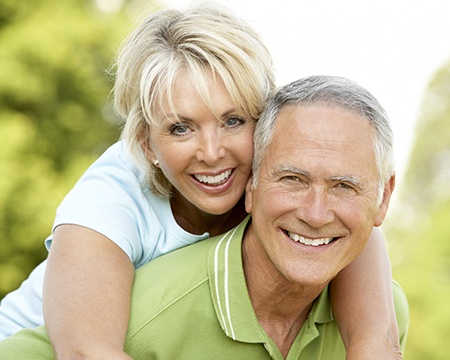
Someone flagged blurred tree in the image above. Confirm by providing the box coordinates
[386,60,450,359]
[0,0,156,298]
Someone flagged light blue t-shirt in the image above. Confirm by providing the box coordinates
[0,141,209,339]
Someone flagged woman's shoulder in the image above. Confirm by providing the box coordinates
[85,140,147,185]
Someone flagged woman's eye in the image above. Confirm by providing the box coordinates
[169,123,190,136]
[224,116,245,128]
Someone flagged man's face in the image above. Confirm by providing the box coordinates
[245,104,394,287]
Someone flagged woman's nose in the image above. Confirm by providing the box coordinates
[196,130,226,165]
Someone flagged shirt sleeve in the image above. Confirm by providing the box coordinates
[0,261,46,339]
[45,141,150,265]
[392,280,409,353]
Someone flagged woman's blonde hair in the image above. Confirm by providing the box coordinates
[113,2,275,197]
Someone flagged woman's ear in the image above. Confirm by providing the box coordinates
[139,135,157,164]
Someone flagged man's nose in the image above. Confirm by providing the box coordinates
[296,188,335,228]
[196,130,226,165]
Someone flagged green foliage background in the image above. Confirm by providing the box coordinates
[1,0,450,358]
[385,60,450,359]
[0,0,156,296]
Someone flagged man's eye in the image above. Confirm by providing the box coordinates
[169,123,190,136]
[336,183,355,191]
[281,175,301,182]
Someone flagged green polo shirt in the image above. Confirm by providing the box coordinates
[0,216,409,359]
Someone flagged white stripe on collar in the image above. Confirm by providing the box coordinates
[213,226,239,340]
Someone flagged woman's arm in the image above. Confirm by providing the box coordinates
[330,227,402,360]
[43,224,135,360]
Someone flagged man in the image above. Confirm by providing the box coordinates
[0,76,408,359]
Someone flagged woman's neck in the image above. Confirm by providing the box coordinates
[170,193,247,237]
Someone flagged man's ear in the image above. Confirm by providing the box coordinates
[244,175,254,214]
[374,174,396,227]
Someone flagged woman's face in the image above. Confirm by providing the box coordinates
[147,70,255,216]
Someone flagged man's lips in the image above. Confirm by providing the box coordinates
[286,231,339,246]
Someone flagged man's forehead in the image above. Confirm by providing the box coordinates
[276,103,368,127]
[270,104,374,150]
[262,104,378,179]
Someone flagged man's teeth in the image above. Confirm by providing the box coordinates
[287,232,333,246]
[195,170,232,185]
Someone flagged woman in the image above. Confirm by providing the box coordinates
[0,3,400,359]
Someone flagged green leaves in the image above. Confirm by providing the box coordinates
[0,0,145,297]
[386,61,450,360]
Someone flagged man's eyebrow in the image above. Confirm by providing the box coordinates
[329,175,364,188]
[273,166,364,187]
[272,164,309,177]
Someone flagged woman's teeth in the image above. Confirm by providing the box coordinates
[287,232,333,246]
[194,170,232,185]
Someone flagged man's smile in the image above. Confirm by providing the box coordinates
[286,231,339,246]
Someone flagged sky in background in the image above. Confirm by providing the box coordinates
[164,0,450,204]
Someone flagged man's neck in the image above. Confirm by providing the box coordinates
[242,223,325,358]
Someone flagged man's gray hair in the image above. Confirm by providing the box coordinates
[252,75,395,201]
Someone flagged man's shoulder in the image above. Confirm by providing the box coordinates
[134,217,249,284]
[132,235,217,292]
[129,232,232,314]
[126,233,234,341]
[126,220,248,340]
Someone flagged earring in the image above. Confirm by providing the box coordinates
[153,159,159,167]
